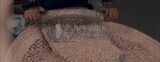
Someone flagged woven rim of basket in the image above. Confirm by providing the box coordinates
[4,25,42,62]
[40,8,104,24]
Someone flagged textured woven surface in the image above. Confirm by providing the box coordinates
[40,9,122,62]
[5,9,160,62]
[41,8,104,24]
[102,22,160,62]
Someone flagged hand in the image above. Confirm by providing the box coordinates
[100,6,118,21]
[24,7,45,24]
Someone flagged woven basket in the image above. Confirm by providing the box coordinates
[5,9,160,62]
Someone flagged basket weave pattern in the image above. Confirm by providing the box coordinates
[5,9,160,62]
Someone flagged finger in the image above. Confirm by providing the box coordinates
[34,13,41,24]
[26,11,34,24]
[32,10,39,24]
[112,8,118,20]
[27,16,31,23]
[32,13,38,24]
[27,14,31,23]
[109,9,114,21]
[33,10,39,24]
[24,13,29,23]
[24,11,31,23]
[37,13,42,23]
[112,9,116,20]
[29,14,35,24]
[111,8,117,20]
